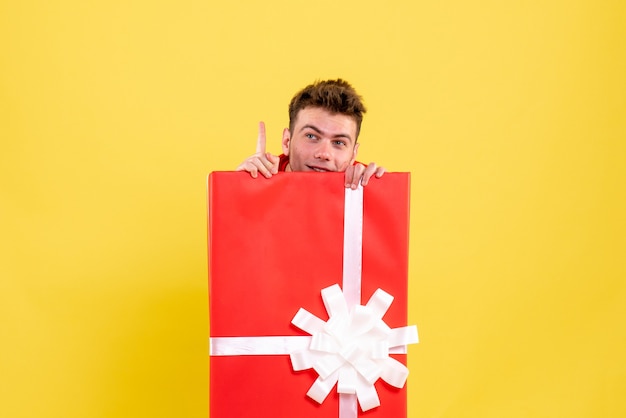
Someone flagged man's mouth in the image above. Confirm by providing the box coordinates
[307,165,331,172]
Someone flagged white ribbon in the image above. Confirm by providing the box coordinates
[289,284,418,412]
[210,336,311,356]
[210,184,418,416]
[342,185,364,309]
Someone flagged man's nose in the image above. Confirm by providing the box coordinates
[314,140,332,160]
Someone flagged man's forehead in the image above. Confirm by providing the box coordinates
[294,107,358,136]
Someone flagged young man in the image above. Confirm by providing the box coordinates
[236,79,385,189]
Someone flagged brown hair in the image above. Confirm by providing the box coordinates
[288,79,367,139]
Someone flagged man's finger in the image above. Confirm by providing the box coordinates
[344,165,355,188]
[267,153,280,174]
[255,121,267,154]
[361,163,375,186]
[352,165,365,189]
[259,153,278,174]
[236,161,259,178]
[345,164,364,189]
[251,159,273,178]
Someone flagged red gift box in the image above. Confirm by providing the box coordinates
[208,172,414,418]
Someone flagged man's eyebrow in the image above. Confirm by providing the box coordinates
[299,124,353,142]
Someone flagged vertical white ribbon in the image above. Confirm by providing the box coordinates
[342,185,363,310]
[339,185,364,418]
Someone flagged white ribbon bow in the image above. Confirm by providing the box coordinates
[290,284,418,412]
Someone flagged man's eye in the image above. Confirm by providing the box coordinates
[306,133,316,140]
[333,140,347,147]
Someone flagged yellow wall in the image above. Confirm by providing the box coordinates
[1,1,624,417]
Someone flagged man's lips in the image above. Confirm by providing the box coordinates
[306,165,333,172]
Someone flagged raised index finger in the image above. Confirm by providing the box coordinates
[255,121,267,154]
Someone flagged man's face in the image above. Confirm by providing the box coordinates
[282,107,359,173]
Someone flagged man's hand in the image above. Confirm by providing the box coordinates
[344,162,386,189]
[235,122,280,178]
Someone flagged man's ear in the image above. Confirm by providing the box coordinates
[350,142,360,164]
[281,128,291,156]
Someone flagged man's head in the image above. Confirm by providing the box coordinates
[282,79,367,173]
[288,79,367,138]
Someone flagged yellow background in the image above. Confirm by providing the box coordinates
[1,1,625,417]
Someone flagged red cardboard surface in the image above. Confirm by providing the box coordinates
[208,172,410,418]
